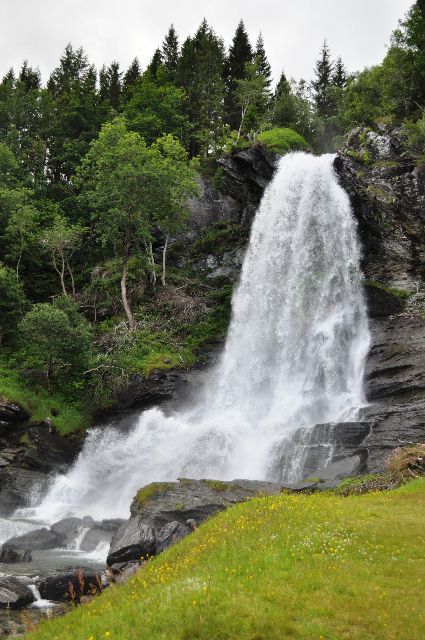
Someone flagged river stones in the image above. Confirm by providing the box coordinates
[0,577,34,609]
[2,527,63,551]
[38,571,102,603]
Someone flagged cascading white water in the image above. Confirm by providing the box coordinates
[27,152,370,521]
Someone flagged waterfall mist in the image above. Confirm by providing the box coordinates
[27,153,370,521]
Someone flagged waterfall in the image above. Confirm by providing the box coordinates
[27,152,370,521]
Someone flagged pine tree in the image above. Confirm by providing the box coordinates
[100,61,121,109]
[162,25,179,80]
[311,40,334,118]
[147,49,163,80]
[19,61,41,91]
[47,44,91,96]
[332,56,347,88]
[255,33,272,90]
[176,20,225,156]
[224,20,253,129]
[274,70,291,98]
[122,58,141,96]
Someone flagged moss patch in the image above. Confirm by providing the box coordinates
[135,482,174,506]
[257,127,309,154]
[203,479,228,492]
[363,279,411,299]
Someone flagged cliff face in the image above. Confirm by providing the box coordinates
[333,126,425,473]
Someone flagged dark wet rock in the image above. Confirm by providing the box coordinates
[314,456,362,481]
[0,547,32,563]
[0,577,34,609]
[51,517,94,548]
[38,571,102,603]
[108,561,139,582]
[0,466,48,516]
[217,146,278,221]
[107,519,156,566]
[0,403,29,425]
[3,527,63,551]
[156,521,191,554]
[20,425,79,473]
[107,479,284,566]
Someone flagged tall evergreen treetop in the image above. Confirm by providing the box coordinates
[311,40,334,117]
[255,32,272,89]
[100,61,122,109]
[47,44,91,96]
[162,24,179,78]
[19,61,41,91]
[332,56,347,88]
[123,58,141,95]
[146,48,163,80]
[224,20,253,129]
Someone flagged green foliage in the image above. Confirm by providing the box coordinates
[0,264,28,343]
[191,222,248,255]
[25,480,425,640]
[18,296,92,383]
[0,358,88,435]
[257,127,309,154]
[203,479,228,491]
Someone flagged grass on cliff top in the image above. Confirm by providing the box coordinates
[0,359,89,436]
[25,479,425,640]
[257,127,309,154]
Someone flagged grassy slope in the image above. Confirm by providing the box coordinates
[0,358,88,436]
[26,479,425,640]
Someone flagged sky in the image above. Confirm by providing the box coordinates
[0,0,414,85]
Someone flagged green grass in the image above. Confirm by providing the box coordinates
[257,127,309,154]
[25,479,425,640]
[0,359,89,436]
[135,482,174,506]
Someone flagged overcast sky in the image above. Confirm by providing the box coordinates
[0,0,413,85]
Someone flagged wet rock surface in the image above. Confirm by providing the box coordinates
[38,571,102,603]
[0,577,34,609]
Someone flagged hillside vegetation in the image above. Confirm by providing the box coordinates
[25,480,425,640]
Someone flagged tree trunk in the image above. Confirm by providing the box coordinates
[121,235,135,330]
[148,242,157,286]
[52,254,67,295]
[237,101,249,141]
[161,236,169,286]
[66,259,76,296]
[16,234,23,280]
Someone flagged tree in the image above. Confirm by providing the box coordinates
[162,25,179,80]
[19,297,92,383]
[78,118,160,329]
[19,60,41,91]
[41,212,85,295]
[224,21,253,129]
[235,62,267,139]
[2,188,38,279]
[311,40,334,118]
[100,61,122,110]
[333,56,347,88]
[151,135,199,284]
[124,76,191,146]
[255,33,272,91]
[0,264,28,344]
[176,20,226,156]
[146,49,163,80]
[122,58,141,99]
[271,71,297,128]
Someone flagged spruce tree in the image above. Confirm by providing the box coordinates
[162,25,179,80]
[122,58,141,96]
[19,61,41,91]
[255,33,272,90]
[147,49,163,80]
[332,56,347,88]
[311,40,334,118]
[224,20,253,129]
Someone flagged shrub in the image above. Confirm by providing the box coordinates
[385,444,425,477]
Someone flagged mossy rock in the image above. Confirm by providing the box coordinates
[257,128,309,155]
[135,482,174,505]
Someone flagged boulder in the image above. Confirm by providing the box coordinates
[38,571,102,603]
[3,527,62,551]
[0,547,32,563]
[51,517,90,547]
[0,403,29,425]
[80,519,124,553]
[0,577,34,609]
[107,518,156,566]
[107,479,284,566]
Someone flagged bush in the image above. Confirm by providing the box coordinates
[385,444,425,477]
[256,127,309,154]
